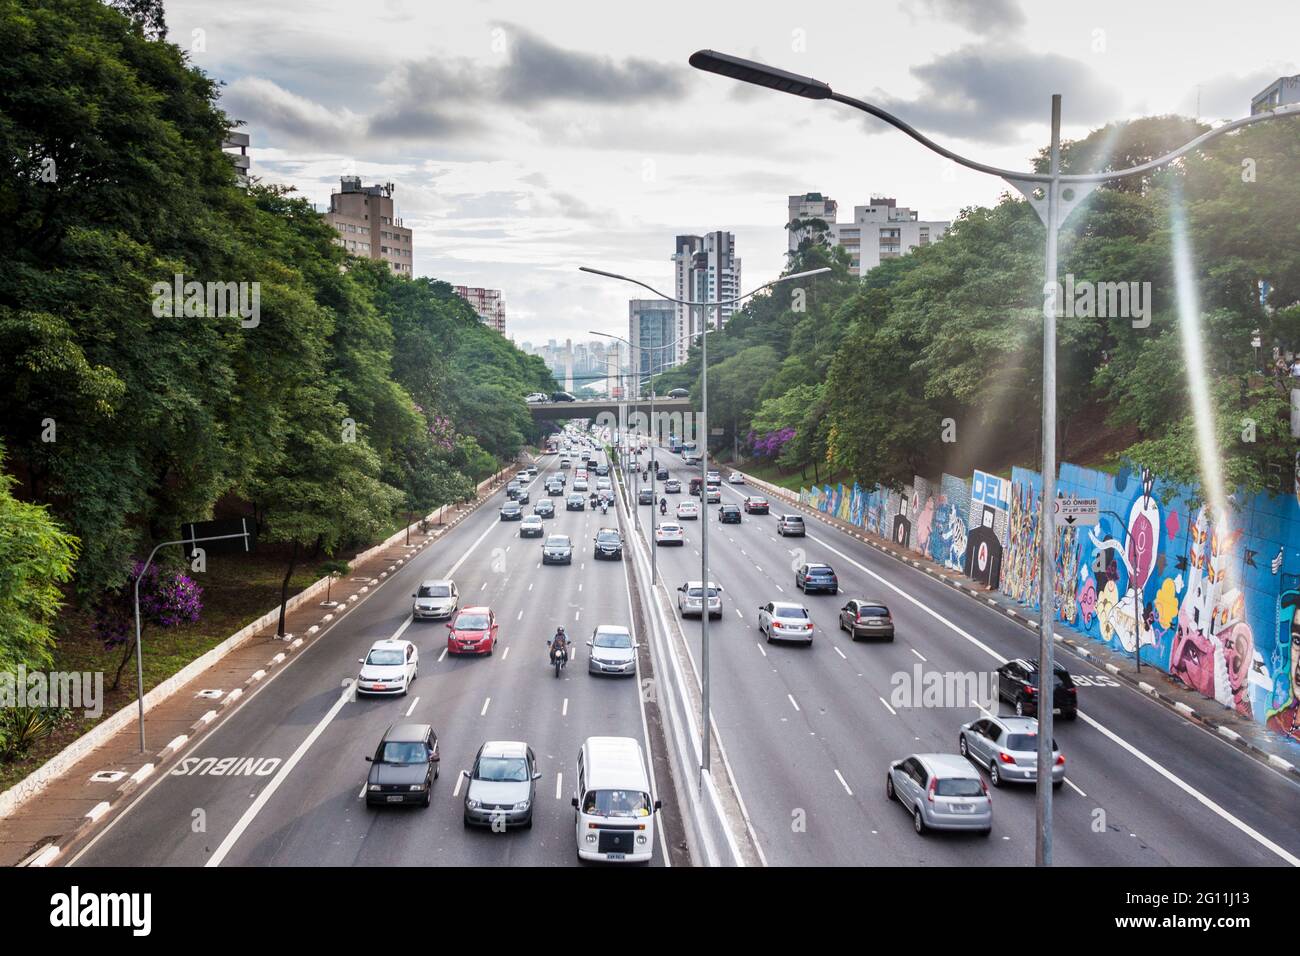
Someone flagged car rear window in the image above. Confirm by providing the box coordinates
[1005,735,1058,752]
[776,607,809,619]
[860,605,889,615]
[934,778,984,797]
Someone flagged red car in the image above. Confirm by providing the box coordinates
[743,496,770,515]
[446,606,498,655]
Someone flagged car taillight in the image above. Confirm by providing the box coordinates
[1068,687,1077,694]
[1055,755,1066,766]
[926,778,937,802]
[979,778,989,795]
[997,752,1016,764]
[1025,685,1036,694]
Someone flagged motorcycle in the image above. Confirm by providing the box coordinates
[659,500,667,516]
[550,643,568,678]
[600,501,608,515]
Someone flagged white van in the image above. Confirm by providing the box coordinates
[572,736,660,863]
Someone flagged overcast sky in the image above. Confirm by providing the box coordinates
[171,0,1299,347]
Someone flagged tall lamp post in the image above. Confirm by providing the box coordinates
[688,48,1300,865]
[581,264,830,784]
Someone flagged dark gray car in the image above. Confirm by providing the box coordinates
[365,723,439,808]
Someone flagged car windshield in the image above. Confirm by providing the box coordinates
[365,649,404,666]
[595,630,633,648]
[418,585,451,598]
[597,532,620,543]
[454,614,489,630]
[476,756,529,782]
[582,788,651,817]
[935,778,985,797]
[775,607,809,619]
[546,536,570,546]
[379,741,428,764]
[1005,734,1058,751]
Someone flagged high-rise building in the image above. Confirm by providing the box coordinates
[670,231,741,364]
[1251,75,1300,115]
[787,192,838,252]
[452,286,506,334]
[824,197,948,277]
[629,299,676,381]
[325,177,414,276]
[223,131,250,189]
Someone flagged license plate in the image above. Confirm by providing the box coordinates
[386,795,404,803]
[1053,708,1061,715]
[954,804,974,813]
[606,852,625,860]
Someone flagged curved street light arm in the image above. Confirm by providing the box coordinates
[579,265,830,308]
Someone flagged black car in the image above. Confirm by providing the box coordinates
[667,388,689,399]
[534,499,555,518]
[547,480,564,496]
[593,528,623,561]
[551,391,576,402]
[506,483,521,500]
[656,467,669,481]
[719,504,742,524]
[499,501,523,521]
[516,488,530,504]
[996,658,1078,720]
[566,494,586,511]
[638,488,654,505]
[796,563,838,594]
[365,723,439,807]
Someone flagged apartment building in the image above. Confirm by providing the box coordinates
[324,177,414,276]
[826,197,948,277]
[629,299,677,380]
[787,192,838,251]
[452,286,506,335]
[670,231,741,363]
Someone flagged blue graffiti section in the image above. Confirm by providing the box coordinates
[799,460,1300,746]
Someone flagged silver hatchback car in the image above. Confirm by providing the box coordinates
[678,580,722,619]
[958,715,1065,788]
[886,753,992,835]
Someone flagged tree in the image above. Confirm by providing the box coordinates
[0,443,79,673]
[94,560,203,690]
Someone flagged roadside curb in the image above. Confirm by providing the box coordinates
[11,458,526,867]
[732,469,1300,785]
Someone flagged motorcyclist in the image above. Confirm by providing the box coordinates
[659,497,667,516]
[548,626,569,664]
[600,498,608,514]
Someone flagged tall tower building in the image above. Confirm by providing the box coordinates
[325,177,414,276]
[669,231,741,365]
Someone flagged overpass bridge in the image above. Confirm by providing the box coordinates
[527,396,693,423]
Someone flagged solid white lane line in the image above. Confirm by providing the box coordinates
[910,647,927,662]
[555,773,563,800]
[404,696,419,718]
[834,769,854,796]
[453,771,465,797]
[787,694,800,712]
[562,698,569,717]
[480,697,491,716]
[1065,777,1086,797]
[391,614,414,642]
[207,682,354,867]
[879,697,898,716]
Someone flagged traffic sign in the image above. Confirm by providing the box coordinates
[1053,496,1099,526]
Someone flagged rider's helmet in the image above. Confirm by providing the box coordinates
[557,625,566,635]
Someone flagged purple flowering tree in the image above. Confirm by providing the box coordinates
[749,427,796,460]
[94,560,204,690]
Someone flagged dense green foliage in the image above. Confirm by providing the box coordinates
[0,0,554,660]
[658,115,1300,504]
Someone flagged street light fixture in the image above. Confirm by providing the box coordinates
[581,264,831,787]
[691,47,1300,866]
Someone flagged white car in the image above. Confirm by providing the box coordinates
[758,602,815,645]
[525,393,548,404]
[655,523,685,546]
[678,580,723,619]
[596,477,611,491]
[574,478,589,492]
[357,639,418,695]
[677,500,699,520]
[412,579,458,620]
[728,472,745,485]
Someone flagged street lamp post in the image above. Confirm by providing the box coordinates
[688,47,1300,865]
[581,264,830,784]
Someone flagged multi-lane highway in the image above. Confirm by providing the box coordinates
[637,448,1300,867]
[68,444,674,867]
[58,427,1300,868]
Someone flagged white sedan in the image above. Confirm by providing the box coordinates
[356,639,419,695]
[728,472,745,484]
[758,602,814,645]
[655,523,685,546]
[677,500,700,520]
